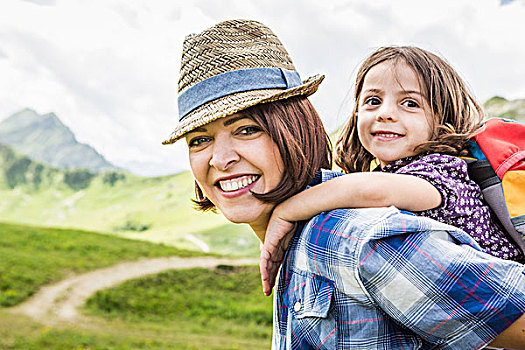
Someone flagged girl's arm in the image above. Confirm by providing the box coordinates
[274,172,441,223]
[260,172,441,296]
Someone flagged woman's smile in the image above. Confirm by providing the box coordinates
[215,174,260,197]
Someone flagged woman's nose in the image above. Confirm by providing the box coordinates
[209,138,240,170]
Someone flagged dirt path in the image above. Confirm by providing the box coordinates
[10,256,259,326]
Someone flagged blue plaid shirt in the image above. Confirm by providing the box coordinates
[272,170,525,349]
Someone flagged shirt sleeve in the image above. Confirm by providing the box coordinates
[394,154,475,216]
[356,213,525,349]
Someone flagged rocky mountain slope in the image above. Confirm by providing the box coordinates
[0,109,117,172]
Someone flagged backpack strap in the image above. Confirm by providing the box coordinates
[466,158,525,256]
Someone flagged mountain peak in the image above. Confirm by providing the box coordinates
[0,109,117,172]
[3,108,66,129]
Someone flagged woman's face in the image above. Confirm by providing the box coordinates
[186,113,284,236]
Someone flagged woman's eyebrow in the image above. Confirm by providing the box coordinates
[187,126,207,134]
[224,115,250,126]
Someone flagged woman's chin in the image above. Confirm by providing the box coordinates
[219,203,274,229]
[223,211,262,225]
[224,215,248,224]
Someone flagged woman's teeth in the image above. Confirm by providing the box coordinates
[218,175,258,192]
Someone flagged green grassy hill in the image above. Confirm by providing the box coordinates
[483,96,525,122]
[84,266,272,349]
[0,145,257,256]
[0,222,270,349]
[0,222,196,307]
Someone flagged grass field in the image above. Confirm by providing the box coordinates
[0,309,271,349]
[0,170,258,256]
[0,223,272,349]
[86,265,272,331]
[82,266,273,349]
[0,222,198,307]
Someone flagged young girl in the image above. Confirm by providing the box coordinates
[260,46,524,284]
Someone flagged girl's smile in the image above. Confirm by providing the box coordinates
[371,130,405,141]
[357,60,434,168]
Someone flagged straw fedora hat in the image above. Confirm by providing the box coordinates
[162,19,324,144]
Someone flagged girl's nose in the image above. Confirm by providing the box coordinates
[376,103,397,122]
[209,137,240,171]
[376,113,396,121]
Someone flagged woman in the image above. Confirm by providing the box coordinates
[163,19,525,349]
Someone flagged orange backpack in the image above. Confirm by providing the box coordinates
[467,118,525,255]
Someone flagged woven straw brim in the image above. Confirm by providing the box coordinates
[162,74,324,144]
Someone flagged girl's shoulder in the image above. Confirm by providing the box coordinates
[384,153,467,174]
[389,153,471,183]
[418,153,466,165]
[414,153,469,174]
[411,154,475,188]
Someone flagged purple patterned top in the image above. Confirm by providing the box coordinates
[381,153,524,262]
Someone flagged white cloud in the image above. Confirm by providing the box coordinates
[21,0,57,5]
[0,0,524,175]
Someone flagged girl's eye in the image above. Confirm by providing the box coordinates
[237,125,262,136]
[364,97,381,106]
[402,99,420,108]
[188,136,211,148]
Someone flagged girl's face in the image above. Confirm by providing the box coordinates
[357,61,434,167]
[186,113,284,238]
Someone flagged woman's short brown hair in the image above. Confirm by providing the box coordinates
[335,46,484,173]
[193,96,332,211]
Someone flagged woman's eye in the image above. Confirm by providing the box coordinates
[402,99,420,108]
[188,136,210,147]
[238,125,262,135]
[364,97,381,106]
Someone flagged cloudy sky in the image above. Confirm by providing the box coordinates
[1,0,524,176]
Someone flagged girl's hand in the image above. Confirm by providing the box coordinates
[260,212,296,296]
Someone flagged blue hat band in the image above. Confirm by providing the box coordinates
[178,67,302,121]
